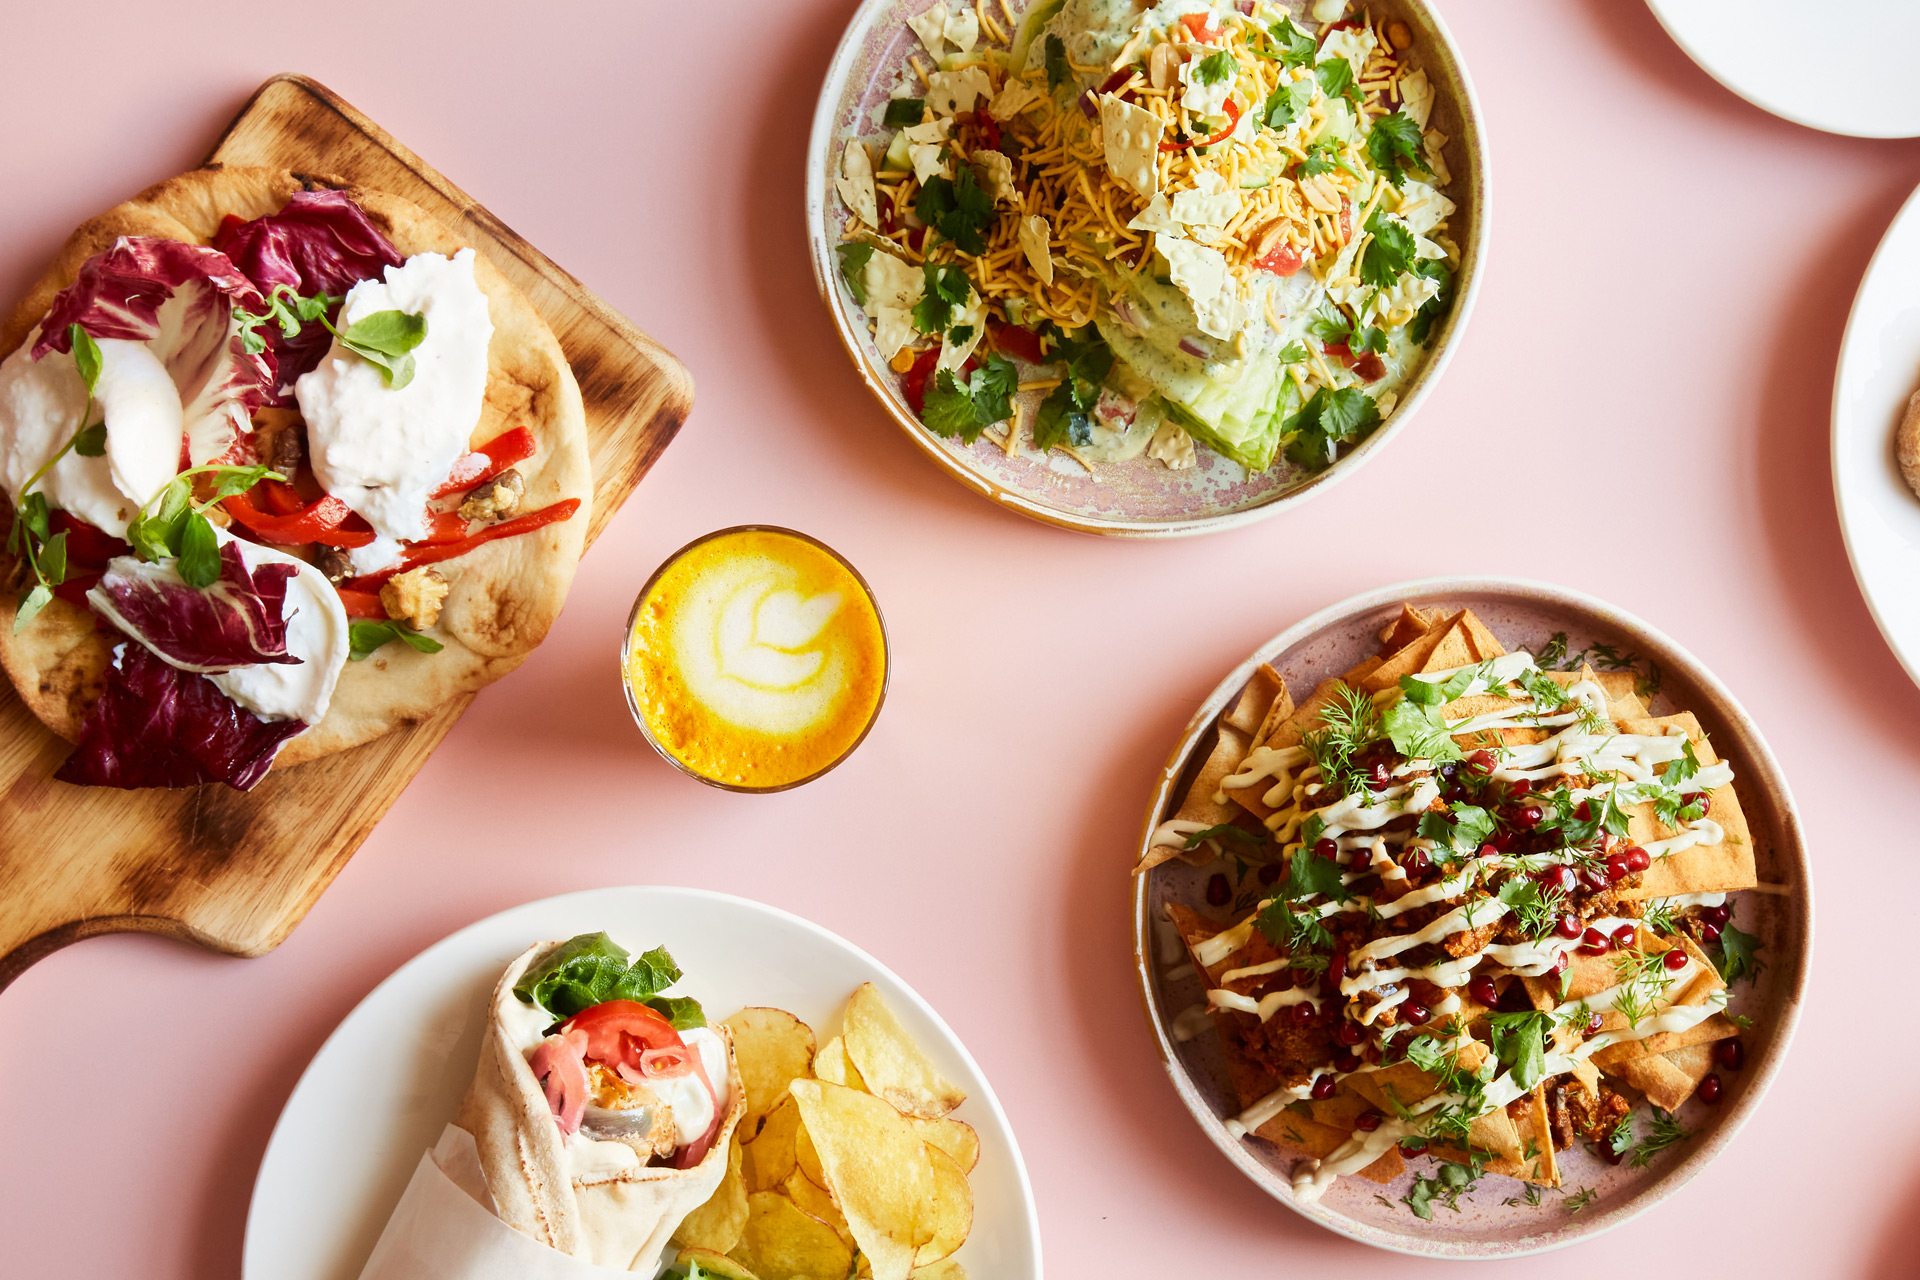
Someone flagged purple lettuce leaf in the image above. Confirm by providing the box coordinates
[55,644,305,791]
[87,543,302,674]
[212,191,405,397]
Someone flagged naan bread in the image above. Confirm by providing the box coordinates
[0,166,593,766]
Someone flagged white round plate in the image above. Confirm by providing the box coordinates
[243,887,1041,1280]
[1646,0,1920,138]
[1834,180,1920,686]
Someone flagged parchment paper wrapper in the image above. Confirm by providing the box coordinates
[363,939,747,1274]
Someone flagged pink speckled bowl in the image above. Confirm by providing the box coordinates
[806,1,1490,537]
[1130,578,1811,1257]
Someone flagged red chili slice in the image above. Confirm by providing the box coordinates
[430,426,539,499]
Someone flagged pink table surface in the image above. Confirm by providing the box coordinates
[2,1,1918,1275]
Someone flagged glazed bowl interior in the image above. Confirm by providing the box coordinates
[1130,578,1810,1257]
[807,0,1489,536]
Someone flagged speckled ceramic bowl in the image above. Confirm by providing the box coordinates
[807,1,1488,536]
[1130,579,1811,1256]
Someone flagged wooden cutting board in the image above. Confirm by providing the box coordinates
[0,74,692,988]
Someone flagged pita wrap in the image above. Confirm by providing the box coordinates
[456,941,746,1271]
[0,166,592,769]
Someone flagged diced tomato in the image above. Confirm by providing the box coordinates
[48,511,130,567]
[1179,13,1222,41]
[334,587,388,619]
[430,426,539,499]
[1256,241,1305,277]
[52,571,103,610]
[901,347,942,414]
[905,225,928,254]
[1340,198,1353,242]
[990,320,1048,364]
[1160,98,1242,151]
[1326,18,1363,31]
[1097,68,1133,95]
[1323,342,1386,383]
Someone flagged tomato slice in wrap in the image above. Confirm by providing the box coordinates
[553,1000,726,1165]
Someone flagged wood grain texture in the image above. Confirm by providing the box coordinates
[0,74,693,988]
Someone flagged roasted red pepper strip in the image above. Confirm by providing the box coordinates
[430,426,539,499]
[1160,98,1241,152]
[258,479,308,516]
[419,510,470,545]
[334,587,388,619]
[345,498,582,589]
[222,491,376,548]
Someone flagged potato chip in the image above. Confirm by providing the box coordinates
[814,1034,866,1089]
[912,1262,968,1280]
[673,1132,749,1253]
[907,1114,980,1173]
[742,1096,800,1193]
[724,1007,818,1132]
[912,1142,974,1267]
[674,1247,759,1280]
[729,1191,853,1280]
[784,1168,854,1248]
[843,983,965,1119]
[795,1114,827,1189]
[791,1078,934,1280]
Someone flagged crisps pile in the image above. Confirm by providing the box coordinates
[668,985,975,1279]
[1140,605,1767,1208]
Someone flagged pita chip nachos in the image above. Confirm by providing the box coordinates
[1140,605,1769,1215]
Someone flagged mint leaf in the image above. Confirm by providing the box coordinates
[884,97,925,127]
[1366,110,1430,189]
[836,242,874,305]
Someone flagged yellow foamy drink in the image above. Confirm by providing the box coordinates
[624,528,887,789]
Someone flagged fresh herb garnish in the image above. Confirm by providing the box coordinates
[1308,305,1386,354]
[1032,327,1113,450]
[1360,208,1417,288]
[1315,56,1357,104]
[1194,51,1235,87]
[1266,17,1317,65]
[835,242,874,305]
[1382,695,1463,763]
[1628,1107,1694,1168]
[1294,139,1352,178]
[511,931,705,1028]
[922,354,1019,443]
[1299,683,1381,796]
[1712,921,1764,986]
[1276,340,1309,363]
[1407,257,1454,345]
[883,97,926,127]
[8,323,106,630]
[912,262,973,335]
[1497,875,1566,941]
[1262,76,1315,129]
[1562,1186,1598,1215]
[1503,1183,1546,1208]
[1182,823,1268,853]
[325,308,428,389]
[234,283,338,355]
[1485,1011,1551,1090]
[349,619,446,661]
[1402,1160,1476,1220]
[1045,33,1070,90]
[1283,385,1382,472]
[125,464,282,583]
[914,158,994,254]
[1365,110,1431,189]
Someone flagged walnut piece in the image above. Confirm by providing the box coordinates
[380,566,450,632]
[458,467,525,522]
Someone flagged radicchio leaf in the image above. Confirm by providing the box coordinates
[54,644,305,790]
[86,543,301,673]
[212,191,405,397]
[28,237,278,464]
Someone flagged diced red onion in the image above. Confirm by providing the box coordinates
[1179,336,1212,359]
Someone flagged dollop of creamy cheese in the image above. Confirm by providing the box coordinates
[207,537,349,725]
[0,330,183,538]
[296,249,493,574]
[661,1025,730,1147]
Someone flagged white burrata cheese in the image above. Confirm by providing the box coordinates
[295,249,493,574]
[0,330,183,538]
[207,537,349,725]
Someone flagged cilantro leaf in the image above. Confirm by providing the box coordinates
[1361,209,1417,288]
[1194,51,1235,86]
[1383,697,1463,763]
[1182,823,1268,853]
[1407,257,1453,346]
[349,619,446,661]
[1315,57,1356,103]
[914,160,994,254]
[836,242,874,305]
[1262,76,1316,130]
[1485,1011,1551,1090]
[1031,327,1112,450]
[1283,848,1350,905]
[1713,921,1764,986]
[1267,17,1316,65]
[1366,110,1431,189]
[921,355,1020,444]
[1295,140,1343,177]
[912,262,973,335]
[1045,33,1070,90]
[1276,340,1308,363]
[884,97,925,127]
[1282,386,1382,472]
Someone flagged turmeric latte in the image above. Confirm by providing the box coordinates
[625,529,885,789]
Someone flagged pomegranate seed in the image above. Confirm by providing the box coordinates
[1611,924,1637,951]
[1335,1020,1365,1046]
[1327,950,1348,988]
[1541,865,1580,895]
[1314,838,1339,861]
[1507,777,1533,798]
[1402,847,1431,874]
[1694,794,1712,816]
[1703,904,1730,927]
[1699,1073,1723,1104]
[1290,1002,1316,1026]
[1477,842,1500,859]
[1467,749,1497,774]
[1356,1111,1382,1132]
[1491,828,1518,852]
[1399,1140,1423,1156]
[1514,804,1544,830]
[1623,846,1651,873]
[1584,1010,1604,1034]
[1663,948,1689,972]
[1605,854,1632,882]
[1205,874,1230,906]
[1289,967,1317,989]
[1574,800,1593,821]
[1579,927,1609,955]
[1717,1037,1745,1071]
[1401,1001,1431,1026]
[1550,950,1571,976]
[1369,761,1392,787]
[1333,1050,1360,1072]
[1258,862,1283,884]
[1598,1142,1625,1166]
[1469,976,1499,1006]
[1364,1041,1385,1064]
[1556,914,1584,940]
[1311,1074,1338,1100]
[1581,868,1612,892]
[1699,921,1723,944]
